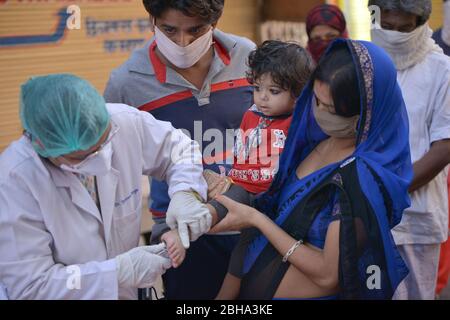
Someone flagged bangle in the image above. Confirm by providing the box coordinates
[282,240,303,263]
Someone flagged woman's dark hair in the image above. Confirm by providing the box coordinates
[143,0,224,24]
[247,40,314,98]
[312,43,360,117]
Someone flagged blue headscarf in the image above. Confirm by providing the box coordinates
[244,39,413,299]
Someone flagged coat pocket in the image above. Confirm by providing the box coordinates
[113,208,141,252]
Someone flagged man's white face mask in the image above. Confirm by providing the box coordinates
[371,23,442,70]
[371,26,422,50]
[153,21,214,69]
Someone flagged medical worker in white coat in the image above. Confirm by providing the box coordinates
[0,74,211,299]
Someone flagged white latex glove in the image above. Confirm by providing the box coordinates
[115,243,172,289]
[166,190,212,249]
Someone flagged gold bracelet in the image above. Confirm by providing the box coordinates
[282,240,303,263]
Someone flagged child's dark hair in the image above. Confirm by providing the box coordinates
[312,42,360,117]
[143,0,224,24]
[246,40,314,98]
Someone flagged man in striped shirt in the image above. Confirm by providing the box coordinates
[104,0,255,299]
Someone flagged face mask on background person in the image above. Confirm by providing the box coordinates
[153,22,214,69]
[60,141,113,176]
[313,97,359,138]
[306,4,348,63]
[371,23,442,70]
[307,39,333,63]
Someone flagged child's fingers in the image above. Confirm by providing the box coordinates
[178,254,186,265]
[167,241,176,251]
[168,248,178,257]
[171,254,181,268]
[171,251,182,262]
[176,250,186,263]
[167,247,177,256]
[167,249,178,261]
[170,250,186,266]
[173,255,185,268]
[169,249,180,260]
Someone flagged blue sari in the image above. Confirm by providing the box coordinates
[238,40,413,300]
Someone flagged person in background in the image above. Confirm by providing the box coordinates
[433,0,450,299]
[432,0,450,55]
[370,0,450,300]
[104,0,256,299]
[0,74,209,299]
[306,4,349,63]
[436,175,450,297]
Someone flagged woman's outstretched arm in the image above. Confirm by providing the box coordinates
[210,196,340,291]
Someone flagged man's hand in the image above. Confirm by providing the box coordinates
[166,191,212,249]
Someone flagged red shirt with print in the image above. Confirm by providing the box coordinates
[229,106,292,194]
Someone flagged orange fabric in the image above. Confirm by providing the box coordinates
[436,174,450,294]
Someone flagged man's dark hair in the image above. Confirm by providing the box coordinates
[247,40,314,98]
[143,0,224,24]
[311,43,360,117]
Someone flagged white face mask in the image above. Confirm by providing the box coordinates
[371,24,442,70]
[60,142,113,176]
[153,23,213,69]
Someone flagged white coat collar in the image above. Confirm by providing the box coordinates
[47,159,121,244]
[45,162,103,223]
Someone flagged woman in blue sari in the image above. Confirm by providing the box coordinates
[211,39,413,300]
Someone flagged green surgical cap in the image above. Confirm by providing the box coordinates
[20,74,110,158]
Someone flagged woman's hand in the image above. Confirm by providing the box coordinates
[208,195,259,233]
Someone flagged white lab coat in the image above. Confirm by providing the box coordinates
[0,103,207,300]
[0,283,8,300]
